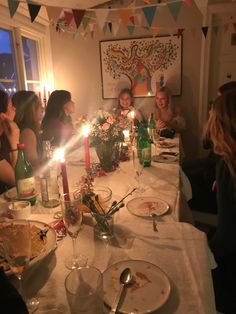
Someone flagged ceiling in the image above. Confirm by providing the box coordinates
[26,0,112,10]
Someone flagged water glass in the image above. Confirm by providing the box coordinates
[65,266,103,314]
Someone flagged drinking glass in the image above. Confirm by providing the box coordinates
[132,146,145,193]
[61,192,87,269]
[0,219,39,312]
[152,129,161,156]
[65,266,103,314]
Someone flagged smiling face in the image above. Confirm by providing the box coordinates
[156,91,169,110]
[119,92,132,110]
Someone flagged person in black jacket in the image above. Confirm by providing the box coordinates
[207,89,236,313]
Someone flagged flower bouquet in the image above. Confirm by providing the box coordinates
[90,110,124,172]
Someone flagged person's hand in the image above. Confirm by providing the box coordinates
[0,113,19,149]
[156,119,167,129]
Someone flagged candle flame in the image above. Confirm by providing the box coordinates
[53,148,65,162]
[82,124,90,137]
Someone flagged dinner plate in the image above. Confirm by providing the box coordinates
[126,196,169,218]
[157,141,175,148]
[2,220,57,276]
[4,187,39,202]
[103,260,171,314]
[152,154,178,163]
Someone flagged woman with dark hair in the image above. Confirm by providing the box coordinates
[13,91,43,168]
[0,90,19,193]
[41,90,75,147]
[207,89,236,313]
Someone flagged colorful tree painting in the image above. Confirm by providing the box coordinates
[102,38,179,97]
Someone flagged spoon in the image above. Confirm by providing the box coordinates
[110,268,132,314]
[151,213,158,232]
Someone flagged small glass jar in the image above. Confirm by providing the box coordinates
[93,214,114,240]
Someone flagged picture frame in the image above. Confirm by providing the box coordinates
[99,35,182,99]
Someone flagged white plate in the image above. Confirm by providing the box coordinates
[157,141,175,148]
[126,196,169,218]
[4,220,57,276]
[103,260,171,314]
[4,187,39,202]
[152,154,178,163]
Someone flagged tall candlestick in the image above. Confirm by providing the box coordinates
[82,124,91,172]
[43,86,47,106]
[60,160,70,200]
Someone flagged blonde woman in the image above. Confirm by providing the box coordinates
[207,89,236,313]
[154,86,185,132]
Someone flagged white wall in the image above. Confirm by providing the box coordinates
[50,2,203,160]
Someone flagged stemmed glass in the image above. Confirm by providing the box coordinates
[61,192,87,270]
[0,219,39,313]
[132,146,145,193]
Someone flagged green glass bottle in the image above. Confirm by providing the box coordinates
[137,121,152,167]
[148,113,156,143]
[15,143,36,205]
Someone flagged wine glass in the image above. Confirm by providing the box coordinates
[152,129,161,156]
[61,192,87,269]
[132,146,145,193]
[0,219,39,313]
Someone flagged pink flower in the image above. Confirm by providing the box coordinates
[102,122,110,130]
[107,116,114,124]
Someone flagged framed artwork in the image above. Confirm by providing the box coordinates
[100,35,182,99]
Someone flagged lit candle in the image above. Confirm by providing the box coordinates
[43,86,47,106]
[123,129,130,142]
[82,124,91,172]
[130,110,135,133]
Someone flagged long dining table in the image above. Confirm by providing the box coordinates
[0,135,217,314]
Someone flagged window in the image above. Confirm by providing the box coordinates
[0,28,18,94]
[0,27,41,95]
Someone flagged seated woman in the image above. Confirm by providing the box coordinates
[154,86,186,132]
[115,88,142,129]
[207,89,236,313]
[41,90,75,147]
[0,90,19,193]
[13,91,43,169]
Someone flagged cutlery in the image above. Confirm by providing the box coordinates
[151,213,158,232]
[110,268,132,314]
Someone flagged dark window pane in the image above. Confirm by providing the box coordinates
[22,36,39,81]
[0,28,17,80]
[0,81,17,96]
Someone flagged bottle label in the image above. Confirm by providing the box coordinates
[17,177,36,199]
[142,148,151,166]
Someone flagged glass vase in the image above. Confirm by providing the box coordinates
[93,214,114,240]
[95,142,118,172]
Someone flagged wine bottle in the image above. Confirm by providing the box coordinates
[15,143,36,205]
[148,113,156,143]
[137,121,152,167]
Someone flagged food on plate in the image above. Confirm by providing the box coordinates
[0,223,47,271]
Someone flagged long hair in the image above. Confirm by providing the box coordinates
[12,91,41,136]
[0,90,9,113]
[42,90,71,127]
[207,89,236,178]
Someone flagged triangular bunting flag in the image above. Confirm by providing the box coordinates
[108,21,112,33]
[72,10,85,29]
[130,15,135,25]
[64,11,74,26]
[96,9,109,30]
[224,23,229,33]
[118,9,132,26]
[112,21,120,36]
[213,26,219,36]
[127,25,135,36]
[177,28,184,38]
[142,6,157,27]
[201,26,208,38]
[233,22,236,32]
[168,2,183,22]
[183,0,191,6]
[8,0,20,18]
[82,16,90,30]
[46,6,62,22]
[27,3,41,22]
[103,22,108,34]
